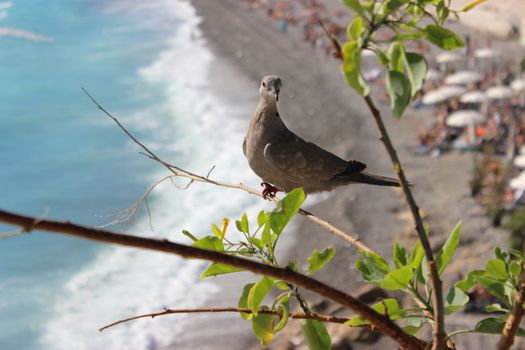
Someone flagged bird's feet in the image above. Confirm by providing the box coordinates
[261,182,280,200]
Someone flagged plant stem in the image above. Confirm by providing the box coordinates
[362,95,446,350]
[0,208,426,350]
[497,272,525,350]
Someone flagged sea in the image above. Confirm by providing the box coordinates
[0,1,266,349]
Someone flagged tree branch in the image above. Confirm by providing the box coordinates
[99,306,353,332]
[81,88,377,255]
[363,95,446,350]
[497,272,525,350]
[0,208,425,350]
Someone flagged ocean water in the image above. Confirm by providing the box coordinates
[0,1,265,349]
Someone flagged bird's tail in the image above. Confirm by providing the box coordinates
[353,172,401,187]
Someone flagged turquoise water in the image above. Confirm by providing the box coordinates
[0,1,266,349]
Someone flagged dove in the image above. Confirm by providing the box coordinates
[243,75,400,198]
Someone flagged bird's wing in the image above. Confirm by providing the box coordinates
[263,131,358,182]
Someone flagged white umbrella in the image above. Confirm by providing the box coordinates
[511,79,525,93]
[426,69,442,82]
[436,52,464,64]
[474,48,501,59]
[486,86,513,100]
[510,172,525,190]
[460,90,486,104]
[422,86,466,105]
[445,71,483,85]
[446,110,484,128]
[514,155,525,169]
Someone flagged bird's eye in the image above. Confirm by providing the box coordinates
[262,82,266,87]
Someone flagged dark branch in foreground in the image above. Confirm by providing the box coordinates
[0,208,425,350]
[99,307,353,332]
[81,88,377,254]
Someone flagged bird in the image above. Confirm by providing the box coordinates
[243,75,400,198]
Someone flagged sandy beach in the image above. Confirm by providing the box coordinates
[166,0,524,349]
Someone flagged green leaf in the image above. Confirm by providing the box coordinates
[307,247,336,275]
[511,248,525,262]
[182,230,198,242]
[257,211,268,227]
[252,312,276,346]
[445,287,470,313]
[388,42,405,72]
[193,235,224,251]
[347,16,365,40]
[342,0,365,16]
[485,303,509,313]
[455,270,484,292]
[380,266,413,290]
[423,25,464,50]
[476,276,507,303]
[241,213,250,234]
[249,236,264,250]
[462,0,487,12]
[509,261,522,280]
[472,317,525,336]
[301,319,331,350]
[485,259,508,280]
[386,70,411,118]
[238,283,255,320]
[436,221,461,275]
[386,0,407,12]
[404,52,428,98]
[269,188,305,235]
[201,263,244,278]
[346,298,401,326]
[356,251,390,283]
[393,242,408,268]
[211,224,222,239]
[274,294,290,333]
[342,41,370,96]
[248,276,273,316]
[261,222,271,247]
[402,317,427,335]
[409,241,424,269]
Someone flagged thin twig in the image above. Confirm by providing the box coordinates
[99,306,352,332]
[81,88,377,255]
[0,208,426,350]
[497,272,525,350]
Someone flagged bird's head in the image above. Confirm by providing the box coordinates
[259,75,282,103]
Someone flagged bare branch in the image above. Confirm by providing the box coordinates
[497,272,525,350]
[0,208,425,350]
[82,88,377,254]
[99,306,353,332]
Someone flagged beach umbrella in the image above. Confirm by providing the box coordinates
[446,110,484,128]
[422,85,466,105]
[460,90,486,104]
[511,79,525,92]
[514,155,525,169]
[510,172,525,190]
[486,86,513,100]
[444,71,483,85]
[474,48,501,59]
[426,69,442,82]
[436,52,464,64]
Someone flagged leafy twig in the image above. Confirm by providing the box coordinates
[0,208,426,350]
[497,272,525,350]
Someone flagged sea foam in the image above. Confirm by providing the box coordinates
[40,1,266,349]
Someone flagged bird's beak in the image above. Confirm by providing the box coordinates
[270,88,280,101]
